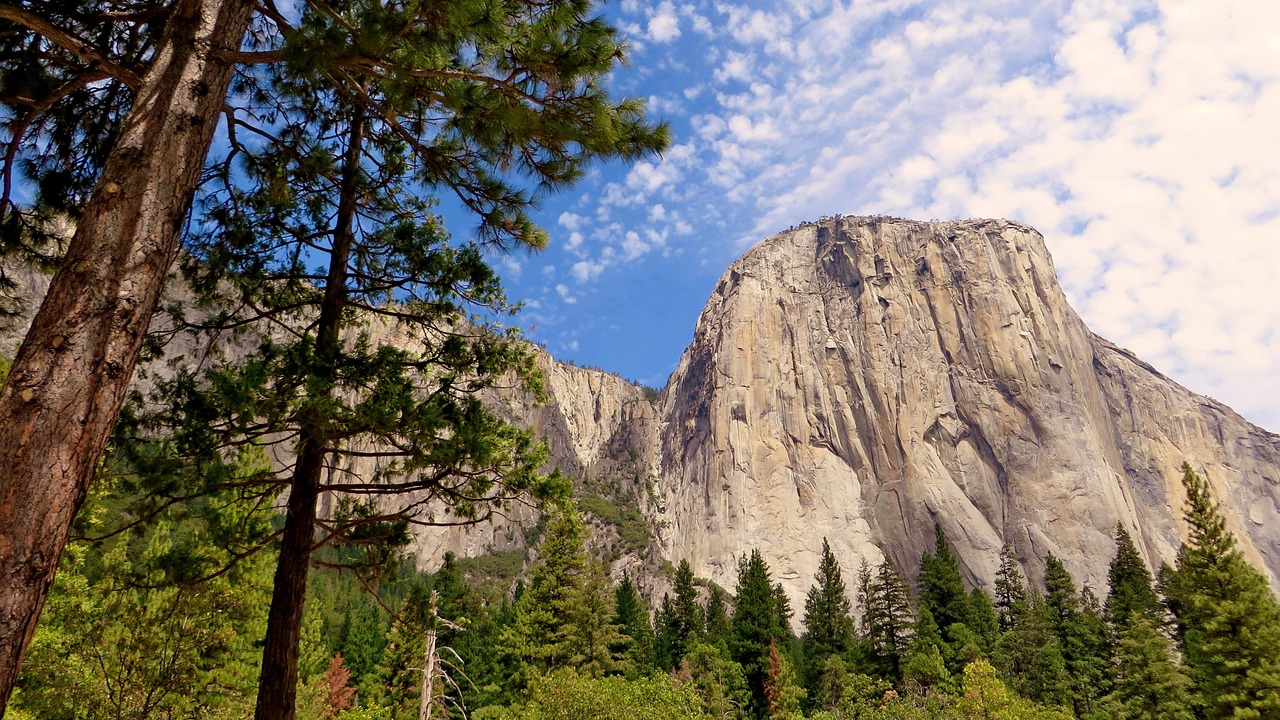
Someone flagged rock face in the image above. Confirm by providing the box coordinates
[651,216,1280,608]
[6,216,1277,610]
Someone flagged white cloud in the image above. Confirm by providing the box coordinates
[555,284,578,304]
[558,211,585,231]
[647,1,681,43]
[571,259,606,283]
[615,0,1280,428]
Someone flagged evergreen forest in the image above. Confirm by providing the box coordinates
[9,461,1280,720]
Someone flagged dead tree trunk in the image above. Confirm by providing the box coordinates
[0,0,255,712]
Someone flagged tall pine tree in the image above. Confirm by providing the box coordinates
[731,549,788,719]
[1161,463,1280,719]
[800,539,854,700]
[1106,524,1162,627]
[860,557,914,681]
[994,544,1027,632]
[1105,614,1195,720]
[917,524,969,632]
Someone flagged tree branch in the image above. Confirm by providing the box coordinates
[0,3,143,88]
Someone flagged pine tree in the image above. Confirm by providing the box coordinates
[704,586,734,650]
[965,588,999,653]
[993,591,1072,708]
[612,573,655,676]
[0,4,668,710]
[1161,463,1280,719]
[1038,555,1110,716]
[901,607,951,693]
[674,642,751,719]
[1106,524,1162,628]
[800,539,855,701]
[659,560,704,669]
[994,544,1027,632]
[860,558,914,680]
[731,550,787,718]
[501,503,618,685]
[1105,614,1195,720]
[918,524,969,632]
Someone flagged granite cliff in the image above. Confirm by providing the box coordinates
[432,216,1280,610]
[5,216,1277,609]
[650,216,1280,609]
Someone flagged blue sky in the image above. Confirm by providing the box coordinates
[473,0,1280,432]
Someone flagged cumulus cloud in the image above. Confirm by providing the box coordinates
[647,1,682,43]
[518,0,1280,429]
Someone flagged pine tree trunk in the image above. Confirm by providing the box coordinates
[0,0,255,712]
[254,109,365,720]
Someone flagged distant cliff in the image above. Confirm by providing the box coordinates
[649,216,1279,610]
[425,216,1280,611]
[7,217,1277,610]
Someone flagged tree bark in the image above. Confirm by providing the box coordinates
[0,0,256,713]
[254,109,365,720]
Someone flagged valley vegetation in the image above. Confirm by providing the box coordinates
[8,461,1280,720]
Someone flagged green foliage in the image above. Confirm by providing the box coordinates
[955,660,1073,720]
[992,593,1071,708]
[1105,615,1195,720]
[704,585,734,649]
[964,589,999,654]
[802,539,856,701]
[489,669,710,720]
[577,493,652,555]
[732,549,791,718]
[1105,524,1162,627]
[675,642,751,720]
[917,525,969,633]
[501,503,619,686]
[657,559,704,669]
[860,558,914,681]
[612,573,656,676]
[1161,463,1280,719]
[13,469,273,719]
[994,545,1026,632]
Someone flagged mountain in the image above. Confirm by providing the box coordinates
[420,216,1280,610]
[5,215,1277,609]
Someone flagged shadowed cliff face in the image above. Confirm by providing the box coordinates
[651,216,1280,609]
[7,217,1275,611]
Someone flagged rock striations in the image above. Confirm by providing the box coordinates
[8,216,1276,611]
[650,216,1280,610]
[414,216,1280,610]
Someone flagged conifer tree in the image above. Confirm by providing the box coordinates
[612,573,655,676]
[800,539,855,699]
[994,544,1027,632]
[1040,555,1111,716]
[1106,524,1162,628]
[731,550,787,718]
[0,4,668,710]
[1105,614,1195,720]
[901,607,951,692]
[860,558,914,680]
[658,560,704,669]
[501,503,618,685]
[993,591,1071,708]
[917,524,969,632]
[674,642,751,720]
[704,586,734,650]
[1161,463,1280,719]
[966,588,1000,653]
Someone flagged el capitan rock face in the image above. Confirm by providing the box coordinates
[649,216,1280,607]
[8,216,1275,609]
